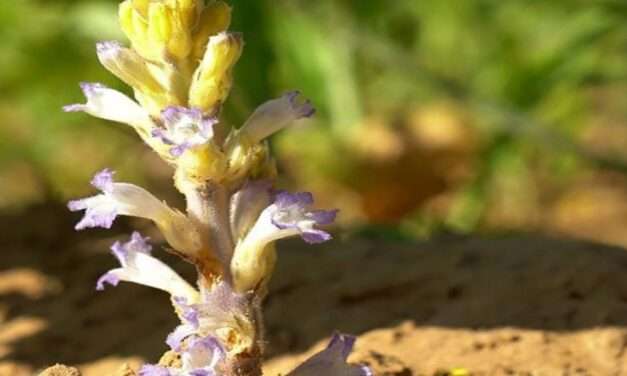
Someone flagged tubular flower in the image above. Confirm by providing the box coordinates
[63,82,171,153]
[287,333,373,376]
[96,41,164,96]
[97,232,199,303]
[95,40,183,113]
[168,282,254,354]
[68,169,201,254]
[230,191,337,292]
[64,82,153,135]
[238,91,316,144]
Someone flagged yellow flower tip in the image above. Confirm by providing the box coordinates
[188,31,243,113]
[192,1,232,61]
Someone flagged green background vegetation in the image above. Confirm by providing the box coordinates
[1,0,626,241]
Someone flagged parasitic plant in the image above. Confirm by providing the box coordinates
[64,1,371,375]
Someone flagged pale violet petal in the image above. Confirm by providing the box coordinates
[138,364,172,376]
[181,336,226,373]
[166,323,197,351]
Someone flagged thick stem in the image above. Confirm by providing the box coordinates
[228,297,264,376]
[184,182,235,281]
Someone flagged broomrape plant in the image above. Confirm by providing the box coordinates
[64,1,371,375]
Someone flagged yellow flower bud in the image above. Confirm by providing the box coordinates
[176,145,228,183]
[97,41,163,94]
[119,1,155,61]
[231,243,277,293]
[191,1,232,62]
[119,0,196,62]
[188,32,243,113]
[223,135,272,183]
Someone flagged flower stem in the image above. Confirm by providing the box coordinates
[184,181,235,281]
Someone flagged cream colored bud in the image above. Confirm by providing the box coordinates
[191,1,232,62]
[96,41,163,94]
[188,32,243,113]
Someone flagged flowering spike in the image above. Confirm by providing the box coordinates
[66,1,361,374]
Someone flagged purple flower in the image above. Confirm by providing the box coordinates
[240,91,316,143]
[96,232,199,301]
[167,282,250,351]
[287,333,372,376]
[63,82,153,130]
[67,169,201,254]
[271,191,337,244]
[231,190,337,291]
[143,336,225,376]
[237,190,337,248]
[181,336,225,374]
[152,106,218,157]
[68,169,162,230]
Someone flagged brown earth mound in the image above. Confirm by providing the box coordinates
[3,204,627,375]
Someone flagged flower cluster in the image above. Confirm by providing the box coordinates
[65,0,370,375]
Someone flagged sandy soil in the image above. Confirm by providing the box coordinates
[3,204,627,375]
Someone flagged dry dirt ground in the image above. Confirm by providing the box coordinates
[2,204,627,375]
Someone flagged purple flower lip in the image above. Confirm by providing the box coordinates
[91,168,115,192]
[151,106,217,157]
[269,191,338,244]
[63,82,108,112]
[67,168,119,230]
[111,231,152,262]
[79,82,106,95]
[286,90,316,118]
[96,273,120,291]
[96,40,123,55]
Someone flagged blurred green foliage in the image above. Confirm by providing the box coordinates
[1,0,626,236]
